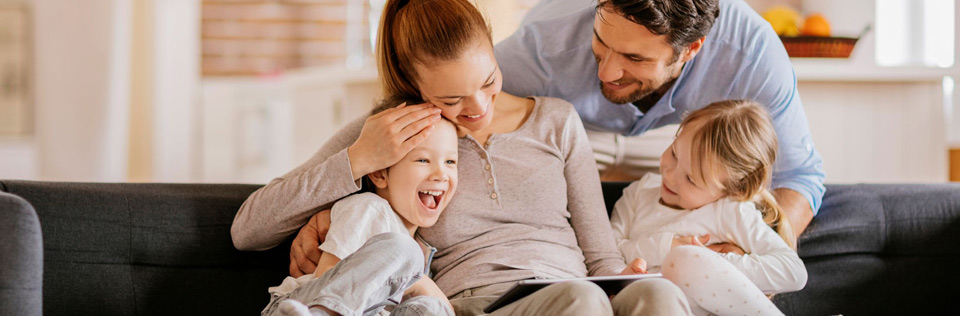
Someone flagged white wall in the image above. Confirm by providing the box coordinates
[0,0,201,182]
[32,0,131,181]
[151,0,200,182]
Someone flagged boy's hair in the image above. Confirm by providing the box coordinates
[596,0,719,63]
[680,100,795,249]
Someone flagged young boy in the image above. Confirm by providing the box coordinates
[261,116,459,316]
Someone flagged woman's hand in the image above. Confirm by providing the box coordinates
[289,210,331,277]
[671,234,710,248]
[348,102,442,179]
[620,258,648,275]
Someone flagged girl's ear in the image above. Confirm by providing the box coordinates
[368,169,389,189]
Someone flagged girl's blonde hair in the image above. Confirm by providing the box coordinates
[681,100,795,249]
[376,0,492,109]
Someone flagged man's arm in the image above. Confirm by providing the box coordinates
[774,188,813,236]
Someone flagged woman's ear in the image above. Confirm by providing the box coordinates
[368,169,389,189]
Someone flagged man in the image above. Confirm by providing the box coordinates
[495,0,825,236]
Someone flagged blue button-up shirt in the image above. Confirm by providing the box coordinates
[495,0,826,213]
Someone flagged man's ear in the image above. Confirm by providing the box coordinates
[680,36,705,63]
[368,169,389,189]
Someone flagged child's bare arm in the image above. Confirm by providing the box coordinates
[312,252,341,277]
[403,277,452,312]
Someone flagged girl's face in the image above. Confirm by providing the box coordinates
[415,41,502,132]
[659,121,727,210]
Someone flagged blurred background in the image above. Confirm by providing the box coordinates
[0,0,958,185]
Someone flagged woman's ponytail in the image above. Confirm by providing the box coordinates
[375,0,492,108]
[377,0,420,101]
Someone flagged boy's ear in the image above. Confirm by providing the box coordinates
[368,169,389,189]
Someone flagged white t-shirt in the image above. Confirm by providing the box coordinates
[319,192,410,259]
[268,193,409,297]
[610,174,806,294]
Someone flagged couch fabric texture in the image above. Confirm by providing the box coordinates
[3,180,960,315]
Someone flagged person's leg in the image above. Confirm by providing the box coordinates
[661,246,784,316]
[263,232,425,316]
[391,295,454,316]
[489,280,613,316]
[611,278,693,316]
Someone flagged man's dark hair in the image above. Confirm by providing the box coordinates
[597,0,720,61]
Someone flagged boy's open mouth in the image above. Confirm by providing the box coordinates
[418,190,445,210]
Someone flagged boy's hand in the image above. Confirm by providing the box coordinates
[620,258,648,275]
[289,210,331,277]
[404,277,453,313]
[671,234,710,248]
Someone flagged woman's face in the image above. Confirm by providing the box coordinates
[415,41,502,132]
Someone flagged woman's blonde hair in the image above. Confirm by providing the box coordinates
[375,0,492,112]
[681,100,795,249]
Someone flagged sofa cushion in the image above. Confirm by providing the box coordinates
[0,192,43,316]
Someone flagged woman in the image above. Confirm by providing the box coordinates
[231,0,691,315]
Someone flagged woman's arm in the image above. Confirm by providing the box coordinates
[231,118,365,251]
[719,201,808,293]
[559,103,627,276]
[231,103,442,251]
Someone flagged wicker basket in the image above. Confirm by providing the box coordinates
[780,36,859,58]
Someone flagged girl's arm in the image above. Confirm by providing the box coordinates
[719,201,808,293]
[610,180,677,268]
[559,103,627,276]
[231,118,365,251]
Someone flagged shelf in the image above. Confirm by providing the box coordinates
[792,58,958,82]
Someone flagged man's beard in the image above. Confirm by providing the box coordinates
[599,79,656,104]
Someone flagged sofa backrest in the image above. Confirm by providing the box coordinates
[0,180,288,316]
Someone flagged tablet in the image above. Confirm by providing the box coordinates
[482,273,663,313]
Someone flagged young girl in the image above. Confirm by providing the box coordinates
[610,100,808,316]
[259,114,458,316]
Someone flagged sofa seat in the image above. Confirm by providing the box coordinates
[4,180,960,315]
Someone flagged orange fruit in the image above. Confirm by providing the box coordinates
[800,14,831,37]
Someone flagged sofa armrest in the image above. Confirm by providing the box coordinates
[0,191,43,316]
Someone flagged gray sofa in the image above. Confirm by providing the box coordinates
[2,180,959,315]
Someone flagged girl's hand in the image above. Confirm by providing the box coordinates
[620,258,648,275]
[671,234,710,248]
[706,242,746,255]
[348,102,442,179]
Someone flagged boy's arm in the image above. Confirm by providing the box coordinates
[403,277,452,312]
[312,252,341,277]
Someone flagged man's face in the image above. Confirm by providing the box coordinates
[591,7,687,105]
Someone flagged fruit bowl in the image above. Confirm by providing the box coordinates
[779,36,859,58]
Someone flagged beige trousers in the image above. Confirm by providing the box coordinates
[586,125,680,182]
[449,278,693,316]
